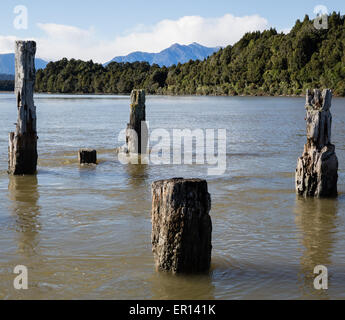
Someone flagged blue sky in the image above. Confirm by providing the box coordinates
[0,0,344,62]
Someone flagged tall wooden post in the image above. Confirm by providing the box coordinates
[151,178,212,274]
[8,41,38,175]
[295,89,338,197]
[126,89,148,154]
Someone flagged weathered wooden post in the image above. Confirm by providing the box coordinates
[126,89,148,154]
[295,89,338,197]
[78,149,97,164]
[8,41,38,175]
[151,178,212,274]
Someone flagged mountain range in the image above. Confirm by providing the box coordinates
[0,53,48,75]
[104,42,220,67]
[0,42,219,75]
[0,73,14,80]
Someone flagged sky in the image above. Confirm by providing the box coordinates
[0,0,344,63]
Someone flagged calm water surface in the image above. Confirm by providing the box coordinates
[0,93,344,300]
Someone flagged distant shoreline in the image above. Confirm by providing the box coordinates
[1,91,345,98]
[1,91,302,97]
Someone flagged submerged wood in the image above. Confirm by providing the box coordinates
[8,41,38,175]
[295,89,338,197]
[151,178,212,274]
[78,149,97,164]
[126,89,148,154]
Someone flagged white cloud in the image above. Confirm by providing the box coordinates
[0,13,269,63]
[110,14,269,56]
[36,23,97,61]
[0,35,17,53]
[280,27,291,34]
[36,23,92,40]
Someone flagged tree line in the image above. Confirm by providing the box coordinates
[2,13,345,96]
[0,80,14,91]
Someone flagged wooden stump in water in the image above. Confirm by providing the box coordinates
[8,41,38,175]
[78,149,97,164]
[126,89,148,154]
[295,89,338,197]
[151,178,212,274]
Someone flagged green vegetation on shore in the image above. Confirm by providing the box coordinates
[27,13,345,96]
[0,80,14,91]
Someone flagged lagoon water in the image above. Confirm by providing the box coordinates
[0,93,344,300]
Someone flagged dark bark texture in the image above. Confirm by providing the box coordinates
[296,89,338,197]
[78,149,97,164]
[151,178,212,274]
[8,41,38,175]
[126,89,148,154]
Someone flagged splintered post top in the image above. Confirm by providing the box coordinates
[14,40,37,135]
[130,89,145,106]
[15,41,36,78]
[305,88,332,111]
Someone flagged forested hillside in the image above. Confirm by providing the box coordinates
[0,80,14,91]
[34,13,345,96]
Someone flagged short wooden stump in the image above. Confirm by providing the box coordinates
[78,149,97,164]
[151,178,212,274]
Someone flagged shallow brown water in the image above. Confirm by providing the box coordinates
[0,94,344,299]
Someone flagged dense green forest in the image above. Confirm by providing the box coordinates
[19,13,345,96]
[0,80,14,91]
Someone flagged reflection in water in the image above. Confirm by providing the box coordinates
[8,176,41,257]
[149,271,215,300]
[125,162,149,189]
[1,95,344,299]
[294,197,338,299]
[78,162,97,178]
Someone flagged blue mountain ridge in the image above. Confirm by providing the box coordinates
[0,73,14,80]
[0,42,220,74]
[0,53,48,75]
[104,42,221,67]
